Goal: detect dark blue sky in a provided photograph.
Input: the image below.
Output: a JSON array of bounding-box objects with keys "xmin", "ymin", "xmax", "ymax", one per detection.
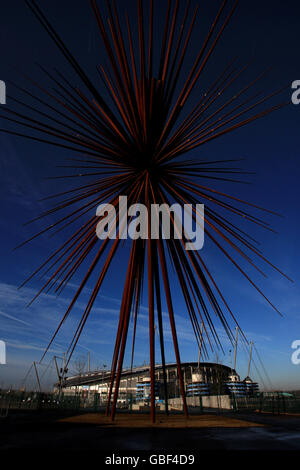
[{"xmin": 0, "ymin": 0, "xmax": 299, "ymax": 390}]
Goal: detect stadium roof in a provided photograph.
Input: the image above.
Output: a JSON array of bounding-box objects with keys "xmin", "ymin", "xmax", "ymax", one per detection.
[{"xmin": 60, "ymin": 362, "xmax": 233, "ymax": 388}]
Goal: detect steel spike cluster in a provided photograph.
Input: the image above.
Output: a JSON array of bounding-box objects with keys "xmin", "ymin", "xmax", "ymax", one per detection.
[{"xmin": 0, "ymin": 0, "xmax": 291, "ymax": 422}]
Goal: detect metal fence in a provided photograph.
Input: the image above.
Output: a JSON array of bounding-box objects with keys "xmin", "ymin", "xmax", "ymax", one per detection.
[
  {"xmin": 1, "ymin": 390, "xmax": 300, "ymax": 416},
  {"xmin": 0, "ymin": 390, "xmax": 104, "ymax": 414},
  {"xmin": 233, "ymin": 394, "xmax": 300, "ymax": 414}
]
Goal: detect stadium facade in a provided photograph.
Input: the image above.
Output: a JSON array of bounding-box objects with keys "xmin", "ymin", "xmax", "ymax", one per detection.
[{"xmin": 58, "ymin": 361, "xmax": 259, "ymax": 406}]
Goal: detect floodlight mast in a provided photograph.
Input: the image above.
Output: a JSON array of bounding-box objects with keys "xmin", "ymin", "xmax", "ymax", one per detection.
[{"xmin": 233, "ymin": 327, "xmax": 238, "ymax": 371}]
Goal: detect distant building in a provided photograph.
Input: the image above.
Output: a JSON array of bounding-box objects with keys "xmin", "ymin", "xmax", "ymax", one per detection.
[
  {"xmin": 57, "ymin": 361, "xmax": 258, "ymax": 404},
  {"xmin": 225, "ymin": 372, "xmax": 259, "ymax": 397}
]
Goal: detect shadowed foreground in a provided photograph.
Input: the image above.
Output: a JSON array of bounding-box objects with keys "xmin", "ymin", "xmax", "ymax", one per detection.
[
  {"xmin": 58, "ymin": 412, "xmax": 264, "ymax": 428},
  {"xmin": 1, "ymin": 410, "xmax": 300, "ymax": 452}
]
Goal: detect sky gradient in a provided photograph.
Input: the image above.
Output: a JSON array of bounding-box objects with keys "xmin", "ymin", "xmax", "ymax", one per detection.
[{"xmin": 0, "ymin": 0, "xmax": 299, "ymax": 391}]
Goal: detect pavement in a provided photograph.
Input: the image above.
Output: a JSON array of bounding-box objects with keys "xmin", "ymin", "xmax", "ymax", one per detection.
[{"xmin": 1, "ymin": 409, "xmax": 300, "ymax": 452}]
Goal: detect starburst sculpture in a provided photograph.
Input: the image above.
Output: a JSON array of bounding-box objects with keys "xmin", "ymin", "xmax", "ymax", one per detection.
[{"xmin": 0, "ymin": 0, "xmax": 291, "ymax": 422}]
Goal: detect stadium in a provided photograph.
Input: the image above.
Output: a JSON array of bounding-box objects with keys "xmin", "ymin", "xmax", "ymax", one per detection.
[{"xmin": 57, "ymin": 361, "xmax": 259, "ymax": 410}]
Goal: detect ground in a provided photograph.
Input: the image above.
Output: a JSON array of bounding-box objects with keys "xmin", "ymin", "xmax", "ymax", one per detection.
[
  {"xmin": 58, "ymin": 412, "xmax": 265, "ymax": 428},
  {"xmin": 1, "ymin": 409, "xmax": 300, "ymax": 454}
]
